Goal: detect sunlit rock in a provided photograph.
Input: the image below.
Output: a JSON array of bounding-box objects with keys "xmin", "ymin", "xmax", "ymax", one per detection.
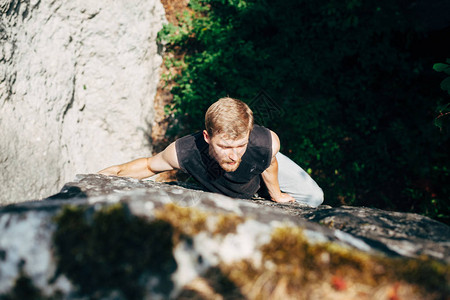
[
  {"xmin": 0, "ymin": 0, "xmax": 166, "ymax": 204},
  {"xmin": 0, "ymin": 174, "xmax": 448, "ymax": 299}
]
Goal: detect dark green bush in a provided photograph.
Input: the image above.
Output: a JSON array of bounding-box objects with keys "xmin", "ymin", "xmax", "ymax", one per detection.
[
  {"xmin": 158, "ymin": 0, "xmax": 450, "ymax": 223},
  {"xmin": 433, "ymin": 59, "xmax": 450, "ymax": 131}
]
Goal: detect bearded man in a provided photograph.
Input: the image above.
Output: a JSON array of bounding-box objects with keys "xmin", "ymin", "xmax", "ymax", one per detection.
[{"xmin": 99, "ymin": 97, "xmax": 323, "ymax": 206}]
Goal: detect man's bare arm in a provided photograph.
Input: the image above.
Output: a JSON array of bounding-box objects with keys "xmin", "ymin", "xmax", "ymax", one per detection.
[
  {"xmin": 261, "ymin": 130, "xmax": 295, "ymax": 203},
  {"xmin": 98, "ymin": 142, "xmax": 180, "ymax": 180}
]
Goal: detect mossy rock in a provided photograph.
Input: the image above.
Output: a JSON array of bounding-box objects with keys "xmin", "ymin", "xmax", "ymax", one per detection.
[{"xmin": 52, "ymin": 203, "xmax": 177, "ymax": 299}]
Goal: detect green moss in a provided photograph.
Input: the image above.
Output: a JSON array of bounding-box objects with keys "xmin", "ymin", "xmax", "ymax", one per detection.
[
  {"xmin": 155, "ymin": 203, "xmax": 207, "ymax": 239},
  {"xmin": 389, "ymin": 256, "xmax": 450, "ymax": 293},
  {"xmin": 212, "ymin": 214, "xmax": 245, "ymax": 235},
  {"xmin": 220, "ymin": 226, "xmax": 449, "ymax": 299},
  {"xmin": 52, "ymin": 203, "xmax": 177, "ymax": 299},
  {"xmin": 155, "ymin": 203, "xmax": 245, "ymax": 239}
]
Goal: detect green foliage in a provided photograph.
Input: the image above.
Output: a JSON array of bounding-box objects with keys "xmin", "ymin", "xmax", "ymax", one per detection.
[
  {"xmin": 433, "ymin": 58, "xmax": 450, "ymax": 94},
  {"xmin": 433, "ymin": 59, "xmax": 450, "ymax": 132},
  {"xmin": 434, "ymin": 103, "xmax": 450, "ymax": 130},
  {"xmin": 158, "ymin": 0, "xmax": 450, "ymax": 223}
]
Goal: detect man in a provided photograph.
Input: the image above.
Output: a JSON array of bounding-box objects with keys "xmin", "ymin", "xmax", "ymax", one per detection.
[{"xmin": 99, "ymin": 97, "xmax": 323, "ymax": 206}]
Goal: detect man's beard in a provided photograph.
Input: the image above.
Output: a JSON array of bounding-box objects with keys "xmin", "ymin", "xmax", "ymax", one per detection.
[
  {"xmin": 219, "ymin": 158, "xmax": 242, "ymax": 172},
  {"xmin": 209, "ymin": 147, "xmax": 243, "ymax": 172}
]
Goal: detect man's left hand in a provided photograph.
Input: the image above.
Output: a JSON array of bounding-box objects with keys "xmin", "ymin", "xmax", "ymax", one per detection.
[{"xmin": 272, "ymin": 192, "xmax": 295, "ymax": 203}]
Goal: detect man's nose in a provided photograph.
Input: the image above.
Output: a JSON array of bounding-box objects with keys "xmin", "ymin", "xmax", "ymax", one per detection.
[{"xmin": 228, "ymin": 148, "xmax": 238, "ymax": 160}]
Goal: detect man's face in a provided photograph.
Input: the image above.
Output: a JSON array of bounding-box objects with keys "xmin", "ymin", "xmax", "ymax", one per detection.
[{"xmin": 203, "ymin": 130, "xmax": 249, "ymax": 172}]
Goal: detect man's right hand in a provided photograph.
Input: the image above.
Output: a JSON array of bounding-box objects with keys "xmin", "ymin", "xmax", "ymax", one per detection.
[
  {"xmin": 98, "ymin": 165, "xmax": 121, "ymax": 176},
  {"xmin": 97, "ymin": 141, "xmax": 180, "ymax": 180},
  {"xmin": 97, "ymin": 158, "xmax": 151, "ymax": 179}
]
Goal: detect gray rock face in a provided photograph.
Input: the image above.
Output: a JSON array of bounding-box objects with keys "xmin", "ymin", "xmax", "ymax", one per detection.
[
  {"xmin": 53, "ymin": 175, "xmax": 450, "ymax": 264},
  {"xmin": 0, "ymin": 0, "xmax": 166, "ymax": 204},
  {"xmin": 0, "ymin": 174, "xmax": 448, "ymax": 299},
  {"xmin": 302, "ymin": 206, "xmax": 450, "ymax": 261},
  {"xmin": 251, "ymin": 200, "xmax": 450, "ymax": 263}
]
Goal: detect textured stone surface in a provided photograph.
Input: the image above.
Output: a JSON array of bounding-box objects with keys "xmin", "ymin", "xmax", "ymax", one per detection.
[
  {"xmin": 56, "ymin": 175, "xmax": 450, "ymax": 263},
  {"xmin": 0, "ymin": 174, "xmax": 448, "ymax": 299},
  {"xmin": 252, "ymin": 200, "xmax": 450, "ymax": 262},
  {"xmin": 0, "ymin": 0, "xmax": 166, "ymax": 204}
]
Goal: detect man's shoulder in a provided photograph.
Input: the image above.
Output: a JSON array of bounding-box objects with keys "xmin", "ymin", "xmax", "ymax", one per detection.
[
  {"xmin": 174, "ymin": 132, "xmax": 204, "ymax": 173},
  {"xmin": 249, "ymin": 125, "xmax": 272, "ymax": 148},
  {"xmin": 245, "ymin": 125, "xmax": 272, "ymax": 169},
  {"xmin": 175, "ymin": 131, "xmax": 204, "ymax": 149},
  {"xmin": 175, "ymin": 131, "xmax": 206, "ymax": 160}
]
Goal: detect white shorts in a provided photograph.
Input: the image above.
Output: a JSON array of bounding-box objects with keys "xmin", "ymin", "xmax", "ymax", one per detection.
[{"xmin": 275, "ymin": 152, "xmax": 324, "ymax": 207}]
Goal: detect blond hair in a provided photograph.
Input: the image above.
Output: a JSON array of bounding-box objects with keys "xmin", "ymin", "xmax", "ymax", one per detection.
[{"xmin": 205, "ymin": 97, "xmax": 254, "ymax": 139}]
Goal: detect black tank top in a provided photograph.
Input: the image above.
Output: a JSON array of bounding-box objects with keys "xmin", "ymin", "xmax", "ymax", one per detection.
[{"xmin": 175, "ymin": 125, "xmax": 272, "ymax": 199}]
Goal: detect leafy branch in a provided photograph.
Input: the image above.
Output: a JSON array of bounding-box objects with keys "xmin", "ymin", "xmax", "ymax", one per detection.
[{"xmin": 433, "ymin": 59, "xmax": 450, "ymax": 130}]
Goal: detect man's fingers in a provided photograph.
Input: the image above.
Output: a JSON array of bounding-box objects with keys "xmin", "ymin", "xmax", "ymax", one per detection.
[{"xmin": 284, "ymin": 193, "xmax": 295, "ymax": 203}]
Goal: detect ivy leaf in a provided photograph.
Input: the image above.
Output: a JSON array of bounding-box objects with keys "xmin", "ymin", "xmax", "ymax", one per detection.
[
  {"xmin": 440, "ymin": 77, "xmax": 450, "ymax": 94},
  {"xmin": 433, "ymin": 63, "xmax": 449, "ymax": 72}
]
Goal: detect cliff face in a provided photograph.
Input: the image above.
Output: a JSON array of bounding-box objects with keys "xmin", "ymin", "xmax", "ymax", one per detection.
[
  {"xmin": 0, "ymin": 174, "xmax": 448, "ymax": 299},
  {"xmin": 0, "ymin": 0, "xmax": 166, "ymax": 204}
]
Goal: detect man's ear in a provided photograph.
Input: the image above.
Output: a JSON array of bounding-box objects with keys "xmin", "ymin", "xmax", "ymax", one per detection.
[{"xmin": 203, "ymin": 130, "xmax": 211, "ymax": 144}]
